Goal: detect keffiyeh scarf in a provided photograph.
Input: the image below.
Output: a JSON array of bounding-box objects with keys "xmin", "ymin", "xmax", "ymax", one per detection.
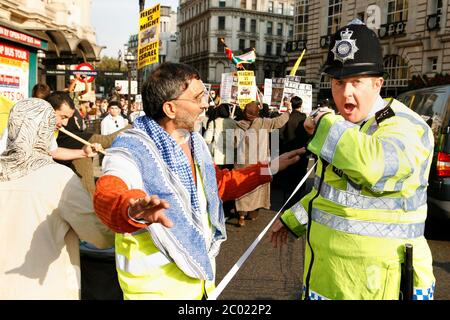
[{"xmin": 111, "ymin": 116, "xmax": 226, "ymax": 280}]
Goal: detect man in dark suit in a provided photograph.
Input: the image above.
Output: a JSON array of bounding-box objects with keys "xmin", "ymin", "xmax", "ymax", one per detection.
[{"xmin": 279, "ymin": 96, "xmax": 310, "ymax": 208}]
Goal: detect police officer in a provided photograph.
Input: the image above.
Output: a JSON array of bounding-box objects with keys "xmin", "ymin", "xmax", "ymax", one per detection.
[{"xmin": 270, "ymin": 19, "xmax": 436, "ymax": 300}]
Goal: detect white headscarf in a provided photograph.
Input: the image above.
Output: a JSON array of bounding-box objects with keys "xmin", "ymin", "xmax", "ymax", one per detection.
[{"xmin": 0, "ymin": 98, "xmax": 56, "ymax": 181}]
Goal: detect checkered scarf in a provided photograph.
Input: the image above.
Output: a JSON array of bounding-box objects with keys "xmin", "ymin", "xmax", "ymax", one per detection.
[{"xmin": 111, "ymin": 116, "xmax": 226, "ymax": 280}]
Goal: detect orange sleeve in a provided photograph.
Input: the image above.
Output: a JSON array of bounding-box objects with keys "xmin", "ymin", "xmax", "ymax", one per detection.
[
  {"xmin": 93, "ymin": 175, "xmax": 149, "ymax": 233},
  {"xmin": 215, "ymin": 163, "xmax": 272, "ymax": 202}
]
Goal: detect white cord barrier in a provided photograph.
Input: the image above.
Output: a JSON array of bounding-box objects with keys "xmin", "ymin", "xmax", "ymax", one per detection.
[{"xmin": 208, "ymin": 160, "xmax": 317, "ymax": 300}]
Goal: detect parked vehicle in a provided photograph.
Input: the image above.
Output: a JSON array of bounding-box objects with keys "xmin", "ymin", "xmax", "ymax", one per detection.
[{"xmin": 396, "ymin": 85, "xmax": 450, "ymax": 222}]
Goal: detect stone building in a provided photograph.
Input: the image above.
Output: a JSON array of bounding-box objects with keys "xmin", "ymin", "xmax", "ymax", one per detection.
[
  {"xmin": 0, "ymin": 0, "xmax": 102, "ymax": 91},
  {"xmin": 287, "ymin": 0, "xmax": 450, "ymax": 103},
  {"xmin": 178, "ymin": 0, "xmax": 295, "ymax": 87}
]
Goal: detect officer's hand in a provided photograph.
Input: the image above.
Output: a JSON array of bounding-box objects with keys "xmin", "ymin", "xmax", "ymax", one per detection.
[
  {"xmin": 304, "ymin": 116, "xmax": 316, "ymax": 135},
  {"xmin": 269, "ymin": 147, "xmax": 306, "ymax": 174},
  {"xmin": 128, "ymin": 195, "xmax": 172, "ymax": 228},
  {"xmin": 269, "ymin": 219, "xmax": 288, "ymax": 248},
  {"xmin": 304, "ymin": 107, "xmax": 335, "ymax": 135}
]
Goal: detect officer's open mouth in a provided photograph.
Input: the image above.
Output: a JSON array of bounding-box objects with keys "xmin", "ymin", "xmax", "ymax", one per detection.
[{"xmin": 344, "ymin": 103, "xmax": 356, "ymax": 112}]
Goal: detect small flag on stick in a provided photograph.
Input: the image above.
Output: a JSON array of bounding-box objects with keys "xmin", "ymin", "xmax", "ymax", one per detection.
[{"xmin": 221, "ymin": 38, "xmax": 256, "ymax": 69}]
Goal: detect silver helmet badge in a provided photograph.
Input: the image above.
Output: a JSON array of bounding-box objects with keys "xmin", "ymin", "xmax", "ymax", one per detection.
[{"xmin": 331, "ymin": 28, "xmax": 359, "ymax": 63}]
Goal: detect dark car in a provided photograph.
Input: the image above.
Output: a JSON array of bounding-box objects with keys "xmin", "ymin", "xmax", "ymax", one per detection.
[{"xmin": 396, "ymin": 85, "xmax": 450, "ymax": 222}]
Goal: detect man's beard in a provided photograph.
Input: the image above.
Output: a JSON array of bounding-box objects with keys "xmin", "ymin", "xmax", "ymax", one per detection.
[{"xmin": 174, "ymin": 111, "xmax": 204, "ymax": 133}]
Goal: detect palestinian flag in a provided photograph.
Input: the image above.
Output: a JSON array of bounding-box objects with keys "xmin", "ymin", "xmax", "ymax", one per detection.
[{"xmin": 233, "ymin": 50, "xmax": 256, "ymax": 68}]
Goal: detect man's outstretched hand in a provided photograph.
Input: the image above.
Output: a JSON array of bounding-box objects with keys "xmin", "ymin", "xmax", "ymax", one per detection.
[
  {"xmin": 269, "ymin": 147, "xmax": 306, "ymax": 174},
  {"xmin": 128, "ymin": 195, "xmax": 172, "ymax": 228}
]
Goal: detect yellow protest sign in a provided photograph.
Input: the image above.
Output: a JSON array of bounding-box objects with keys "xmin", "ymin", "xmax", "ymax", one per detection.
[
  {"xmin": 237, "ymin": 71, "xmax": 256, "ymax": 109},
  {"xmin": 138, "ymin": 4, "xmax": 160, "ymax": 69}
]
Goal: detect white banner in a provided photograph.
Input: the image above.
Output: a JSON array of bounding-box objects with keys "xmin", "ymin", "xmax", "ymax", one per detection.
[{"xmin": 0, "ymin": 43, "xmax": 29, "ymax": 102}]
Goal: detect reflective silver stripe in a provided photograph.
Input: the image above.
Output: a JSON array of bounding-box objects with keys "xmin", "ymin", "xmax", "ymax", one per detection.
[
  {"xmin": 321, "ymin": 120, "xmax": 356, "ymax": 163},
  {"xmin": 291, "ymin": 202, "xmax": 308, "ymax": 225},
  {"xmin": 373, "ymin": 140, "xmax": 399, "ymax": 191},
  {"xmin": 395, "ymin": 112, "xmax": 433, "ymax": 152},
  {"xmin": 116, "ymin": 251, "xmax": 171, "ymax": 275},
  {"xmin": 314, "ymin": 177, "xmax": 427, "ymax": 211},
  {"xmin": 311, "ymin": 208, "xmax": 425, "ymax": 239},
  {"xmin": 366, "ymin": 121, "xmax": 378, "ymax": 135},
  {"xmin": 395, "ymin": 111, "xmax": 434, "ymax": 187}
]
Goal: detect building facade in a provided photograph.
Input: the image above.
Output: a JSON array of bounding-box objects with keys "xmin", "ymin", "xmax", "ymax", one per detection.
[
  {"xmin": 178, "ymin": 0, "xmax": 295, "ymax": 87},
  {"xmin": 288, "ymin": 0, "xmax": 450, "ymax": 103},
  {"xmin": 0, "ymin": 0, "xmax": 102, "ymax": 91}
]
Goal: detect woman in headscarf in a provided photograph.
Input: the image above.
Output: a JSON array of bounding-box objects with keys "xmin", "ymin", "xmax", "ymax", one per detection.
[{"xmin": 0, "ymin": 98, "xmax": 113, "ymax": 299}]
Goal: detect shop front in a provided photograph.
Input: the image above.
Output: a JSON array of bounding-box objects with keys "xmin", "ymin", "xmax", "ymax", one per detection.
[{"xmin": 0, "ymin": 22, "xmax": 47, "ymax": 103}]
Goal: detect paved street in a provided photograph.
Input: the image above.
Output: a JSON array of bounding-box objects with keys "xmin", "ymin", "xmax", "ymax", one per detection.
[{"xmin": 215, "ymin": 183, "xmax": 450, "ymax": 300}]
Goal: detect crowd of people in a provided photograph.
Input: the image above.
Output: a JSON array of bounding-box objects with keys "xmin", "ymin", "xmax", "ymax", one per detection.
[{"xmin": 0, "ymin": 20, "xmax": 436, "ymax": 300}]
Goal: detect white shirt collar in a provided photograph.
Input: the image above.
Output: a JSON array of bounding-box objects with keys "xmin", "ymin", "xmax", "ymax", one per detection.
[{"xmin": 357, "ymin": 95, "xmax": 386, "ymax": 125}]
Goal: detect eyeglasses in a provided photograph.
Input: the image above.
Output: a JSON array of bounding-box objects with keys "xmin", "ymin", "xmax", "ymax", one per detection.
[{"xmin": 170, "ymin": 93, "xmax": 209, "ymax": 105}]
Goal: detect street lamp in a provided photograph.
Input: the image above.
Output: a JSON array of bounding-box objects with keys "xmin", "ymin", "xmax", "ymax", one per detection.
[{"xmin": 124, "ymin": 50, "xmax": 136, "ymax": 117}]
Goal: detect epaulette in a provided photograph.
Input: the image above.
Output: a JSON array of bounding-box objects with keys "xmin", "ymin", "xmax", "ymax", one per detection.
[{"xmin": 375, "ymin": 98, "xmax": 395, "ymax": 124}]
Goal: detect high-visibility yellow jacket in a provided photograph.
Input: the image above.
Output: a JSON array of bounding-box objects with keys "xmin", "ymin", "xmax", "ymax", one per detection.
[{"xmin": 281, "ymin": 99, "xmax": 435, "ymax": 300}]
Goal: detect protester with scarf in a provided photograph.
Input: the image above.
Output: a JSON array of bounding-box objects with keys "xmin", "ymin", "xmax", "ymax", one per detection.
[
  {"xmin": 93, "ymin": 62, "xmax": 305, "ymax": 300},
  {"xmin": 0, "ymin": 98, "xmax": 114, "ymax": 299}
]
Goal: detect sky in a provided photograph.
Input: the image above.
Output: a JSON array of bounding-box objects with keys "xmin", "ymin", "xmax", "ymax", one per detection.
[{"xmin": 91, "ymin": 0, "xmax": 179, "ymax": 58}]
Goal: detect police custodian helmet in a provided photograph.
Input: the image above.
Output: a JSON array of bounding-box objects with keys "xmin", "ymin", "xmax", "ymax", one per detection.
[{"xmin": 322, "ymin": 19, "xmax": 384, "ymax": 79}]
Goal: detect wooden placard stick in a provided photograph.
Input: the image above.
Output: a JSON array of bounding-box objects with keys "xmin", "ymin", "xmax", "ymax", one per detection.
[{"xmin": 59, "ymin": 127, "xmax": 106, "ymax": 155}]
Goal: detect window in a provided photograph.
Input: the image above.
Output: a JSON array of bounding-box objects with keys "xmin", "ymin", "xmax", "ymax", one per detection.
[
  {"xmin": 383, "ymin": 55, "xmax": 409, "ymax": 87},
  {"xmin": 276, "ymin": 43, "xmax": 282, "ymax": 56},
  {"xmin": 252, "ymin": 0, "xmax": 257, "ymax": 10},
  {"xmin": 295, "ymin": 0, "xmax": 309, "ymax": 41},
  {"xmin": 251, "ymin": 19, "xmax": 257, "ymax": 33},
  {"xmin": 241, "ymin": 0, "xmax": 246, "ymax": 9},
  {"xmin": 250, "ymin": 40, "xmax": 256, "ymax": 49},
  {"xmin": 357, "ymin": 11, "xmax": 365, "ymax": 22},
  {"xmin": 218, "ymin": 16, "xmax": 225, "ymax": 30},
  {"xmin": 217, "ymin": 38, "xmax": 224, "ymax": 52},
  {"xmin": 268, "ymin": 1, "xmax": 274, "ymax": 13},
  {"xmin": 267, "ymin": 21, "xmax": 273, "ymax": 35},
  {"xmin": 240, "ymin": 18, "xmax": 246, "ymax": 31},
  {"xmin": 387, "ymin": 0, "xmax": 408, "ymax": 23},
  {"xmin": 435, "ymin": 0, "xmax": 443, "ymax": 13},
  {"xmin": 289, "ymin": 4, "xmax": 294, "ymax": 15},
  {"xmin": 429, "ymin": 57, "xmax": 438, "ymax": 72},
  {"xmin": 277, "ymin": 23, "xmax": 283, "ymax": 36},
  {"xmin": 288, "ymin": 24, "xmax": 294, "ymax": 38},
  {"xmin": 278, "ymin": 3, "xmax": 284, "ymax": 14},
  {"xmin": 327, "ymin": 0, "xmax": 342, "ymax": 35},
  {"xmin": 219, "ymin": 0, "xmax": 226, "ymax": 8},
  {"xmin": 239, "ymin": 39, "xmax": 246, "ymax": 50},
  {"xmin": 266, "ymin": 42, "xmax": 273, "ymax": 55}
]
